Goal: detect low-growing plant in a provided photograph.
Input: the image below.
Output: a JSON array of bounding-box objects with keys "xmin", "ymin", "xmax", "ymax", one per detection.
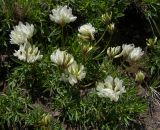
[{"xmin": 1, "ymin": 0, "xmax": 160, "ymax": 129}]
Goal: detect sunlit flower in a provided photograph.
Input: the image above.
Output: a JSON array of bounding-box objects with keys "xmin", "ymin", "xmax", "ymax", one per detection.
[
  {"xmin": 10, "ymin": 22, "xmax": 34, "ymax": 45},
  {"xmin": 49, "ymin": 5, "xmax": 77, "ymax": 27},
  {"xmin": 13, "ymin": 43, "xmax": 43, "ymax": 63},
  {"xmin": 67, "ymin": 62, "xmax": 86, "ymax": 86},
  {"xmin": 107, "ymin": 46, "xmax": 121, "ymax": 58},
  {"xmin": 115, "ymin": 44, "xmax": 135, "ymax": 58},
  {"xmin": 50, "ymin": 49, "xmax": 74, "ymax": 69},
  {"xmin": 135, "ymin": 71, "xmax": 145, "ymax": 83},
  {"xmin": 78, "ymin": 23, "xmax": 96, "ymax": 41},
  {"xmin": 96, "ymin": 76, "xmax": 126, "ymax": 102},
  {"xmin": 128, "ymin": 47, "xmax": 144, "ymax": 61}
]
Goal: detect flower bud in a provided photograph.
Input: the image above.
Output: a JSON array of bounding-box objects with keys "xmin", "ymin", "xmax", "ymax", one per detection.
[
  {"xmin": 81, "ymin": 44, "xmax": 93, "ymax": 55},
  {"xmin": 107, "ymin": 46, "xmax": 121, "ymax": 58},
  {"xmin": 107, "ymin": 23, "xmax": 115, "ymax": 34},
  {"xmin": 41, "ymin": 113, "xmax": 52, "ymax": 126},
  {"xmin": 135, "ymin": 71, "xmax": 145, "ymax": 83},
  {"xmin": 146, "ymin": 37, "xmax": 157, "ymax": 47},
  {"xmin": 101, "ymin": 12, "xmax": 112, "ymax": 23}
]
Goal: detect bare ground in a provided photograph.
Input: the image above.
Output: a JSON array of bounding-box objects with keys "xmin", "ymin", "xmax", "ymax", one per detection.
[{"xmin": 144, "ymin": 102, "xmax": 160, "ymax": 130}]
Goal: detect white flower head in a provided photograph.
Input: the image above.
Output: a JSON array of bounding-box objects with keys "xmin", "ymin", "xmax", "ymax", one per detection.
[
  {"xmin": 128, "ymin": 47, "xmax": 144, "ymax": 61},
  {"xmin": 67, "ymin": 62, "xmax": 86, "ymax": 86},
  {"xmin": 115, "ymin": 44, "xmax": 135, "ymax": 58},
  {"xmin": 49, "ymin": 5, "xmax": 77, "ymax": 27},
  {"xmin": 13, "ymin": 43, "xmax": 43, "ymax": 63},
  {"xmin": 10, "ymin": 22, "xmax": 34, "ymax": 45},
  {"xmin": 50, "ymin": 49, "xmax": 74, "ymax": 69},
  {"xmin": 78, "ymin": 23, "xmax": 96, "ymax": 41},
  {"xmin": 96, "ymin": 76, "xmax": 126, "ymax": 102},
  {"xmin": 107, "ymin": 46, "xmax": 121, "ymax": 58}
]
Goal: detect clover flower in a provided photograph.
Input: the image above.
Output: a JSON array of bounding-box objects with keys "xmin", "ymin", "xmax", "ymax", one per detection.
[
  {"xmin": 78, "ymin": 23, "xmax": 96, "ymax": 41},
  {"xmin": 67, "ymin": 62, "xmax": 86, "ymax": 86},
  {"xmin": 96, "ymin": 76, "xmax": 126, "ymax": 102},
  {"xmin": 13, "ymin": 43, "xmax": 43, "ymax": 63},
  {"xmin": 10, "ymin": 22, "xmax": 34, "ymax": 45},
  {"xmin": 107, "ymin": 46, "xmax": 121, "ymax": 58},
  {"xmin": 50, "ymin": 49, "xmax": 74, "ymax": 69},
  {"xmin": 115, "ymin": 44, "xmax": 135, "ymax": 58},
  {"xmin": 49, "ymin": 5, "xmax": 77, "ymax": 27},
  {"xmin": 128, "ymin": 47, "xmax": 144, "ymax": 61}
]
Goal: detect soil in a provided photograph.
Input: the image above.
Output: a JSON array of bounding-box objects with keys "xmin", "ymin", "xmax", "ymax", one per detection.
[{"xmin": 144, "ymin": 102, "xmax": 160, "ymax": 130}]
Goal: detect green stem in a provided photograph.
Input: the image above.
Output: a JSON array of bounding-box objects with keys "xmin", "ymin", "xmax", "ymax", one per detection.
[
  {"xmin": 150, "ymin": 16, "xmax": 160, "ymax": 36},
  {"xmin": 147, "ymin": 14, "xmax": 157, "ymax": 36},
  {"xmin": 61, "ymin": 27, "xmax": 64, "ymax": 47},
  {"xmin": 106, "ymin": 33, "xmax": 113, "ymax": 47},
  {"xmin": 95, "ymin": 29, "xmax": 107, "ymax": 46}
]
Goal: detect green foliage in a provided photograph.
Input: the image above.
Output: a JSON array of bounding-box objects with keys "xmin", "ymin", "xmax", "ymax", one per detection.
[
  {"xmin": 145, "ymin": 38, "xmax": 160, "ymax": 89},
  {"xmin": 0, "ymin": 87, "xmax": 30, "ymax": 126},
  {"xmin": 54, "ymin": 87, "xmax": 146, "ymax": 129}
]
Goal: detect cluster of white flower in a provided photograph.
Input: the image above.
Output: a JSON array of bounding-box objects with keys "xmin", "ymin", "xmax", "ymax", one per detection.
[
  {"xmin": 13, "ymin": 43, "xmax": 43, "ymax": 63},
  {"xmin": 10, "ymin": 22, "xmax": 34, "ymax": 45},
  {"xmin": 50, "ymin": 49, "xmax": 86, "ymax": 86},
  {"xmin": 10, "ymin": 22, "xmax": 43, "ymax": 63},
  {"xmin": 96, "ymin": 76, "xmax": 126, "ymax": 102},
  {"xmin": 49, "ymin": 6, "xmax": 91, "ymax": 85},
  {"xmin": 49, "ymin": 6, "xmax": 96, "ymax": 41},
  {"xmin": 50, "ymin": 5, "xmax": 77, "ymax": 27},
  {"xmin": 108, "ymin": 44, "xmax": 144, "ymax": 61},
  {"xmin": 50, "ymin": 5, "xmax": 96, "ymax": 43}
]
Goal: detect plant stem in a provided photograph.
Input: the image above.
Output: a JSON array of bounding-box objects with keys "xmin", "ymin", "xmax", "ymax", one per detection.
[
  {"xmin": 95, "ymin": 29, "xmax": 107, "ymax": 46},
  {"xmin": 61, "ymin": 26, "xmax": 64, "ymax": 47},
  {"xmin": 106, "ymin": 33, "xmax": 113, "ymax": 47}
]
